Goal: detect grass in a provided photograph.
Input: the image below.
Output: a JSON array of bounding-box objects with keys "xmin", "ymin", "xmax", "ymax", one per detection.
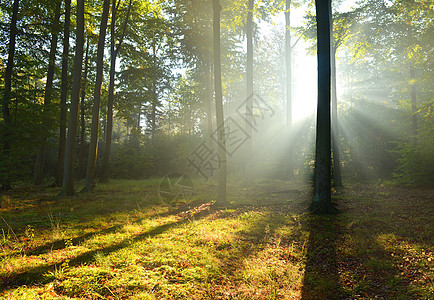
[{"xmin": 0, "ymin": 179, "xmax": 432, "ymax": 299}]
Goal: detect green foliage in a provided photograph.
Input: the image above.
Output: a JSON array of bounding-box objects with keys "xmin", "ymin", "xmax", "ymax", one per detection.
[
  {"xmin": 109, "ymin": 135, "xmax": 154, "ymax": 179},
  {"xmin": 393, "ymin": 129, "xmax": 434, "ymax": 186}
]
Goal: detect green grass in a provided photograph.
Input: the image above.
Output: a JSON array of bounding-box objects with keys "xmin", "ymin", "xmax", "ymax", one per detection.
[{"xmin": 0, "ymin": 179, "xmax": 433, "ymax": 299}]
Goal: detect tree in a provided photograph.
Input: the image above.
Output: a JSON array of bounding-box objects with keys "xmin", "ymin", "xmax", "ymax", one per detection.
[
  {"xmin": 311, "ymin": 0, "xmax": 335, "ymax": 214},
  {"xmin": 100, "ymin": 0, "xmax": 132, "ymax": 183},
  {"xmin": 61, "ymin": 0, "xmax": 85, "ymax": 196},
  {"xmin": 77, "ymin": 38, "xmax": 90, "ymax": 180},
  {"xmin": 33, "ymin": 0, "xmax": 62, "ymax": 185},
  {"xmin": 212, "ymin": 0, "xmax": 227, "ymax": 206},
  {"xmin": 83, "ymin": 0, "xmax": 111, "ymax": 192},
  {"xmin": 1, "ymin": 0, "xmax": 19, "ymax": 191},
  {"xmin": 244, "ymin": 0, "xmax": 254, "ymax": 185},
  {"xmin": 55, "ymin": 0, "xmax": 72, "ymax": 187},
  {"xmin": 285, "ymin": 0, "xmax": 292, "ymax": 129}
]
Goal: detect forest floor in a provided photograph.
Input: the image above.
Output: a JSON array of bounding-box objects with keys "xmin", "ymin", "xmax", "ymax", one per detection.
[{"xmin": 0, "ymin": 178, "xmax": 432, "ymax": 299}]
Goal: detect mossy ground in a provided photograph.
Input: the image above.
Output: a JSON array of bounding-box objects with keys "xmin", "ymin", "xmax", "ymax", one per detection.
[{"xmin": 0, "ymin": 179, "xmax": 432, "ymax": 299}]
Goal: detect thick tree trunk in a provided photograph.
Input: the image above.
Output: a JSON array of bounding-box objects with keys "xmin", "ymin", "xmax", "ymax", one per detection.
[
  {"xmin": 1, "ymin": 0, "xmax": 19, "ymax": 191},
  {"xmin": 410, "ymin": 65, "xmax": 417, "ymax": 136},
  {"xmin": 77, "ymin": 39, "xmax": 90, "ymax": 179},
  {"xmin": 244, "ymin": 0, "xmax": 254, "ymax": 185},
  {"xmin": 83, "ymin": 0, "xmax": 111, "ymax": 192},
  {"xmin": 60, "ymin": 0, "xmax": 85, "ymax": 196},
  {"xmin": 100, "ymin": 0, "xmax": 132, "ymax": 182},
  {"xmin": 331, "ymin": 46, "xmax": 342, "ymax": 187},
  {"xmin": 55, "ymin": 0, "xmax": 71, "ymax": 187},
  {"xmin": 34, "ymin": 0, "xmax": 62, "ymax": 185},
  {"xmin": 212, "ymin": 0, "xmax": 227, "ymax": 205},
  {"xmin": 311, "ymin": 0, "xmax": 335, "ymax": 214}
]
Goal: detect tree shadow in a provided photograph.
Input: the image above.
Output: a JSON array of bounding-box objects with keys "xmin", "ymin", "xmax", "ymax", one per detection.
[
  {"xmin": 301, "ymin": 213, "xmax": 342, "ymax": 299},
  {"xmin": 301, "ymin": 186, "xmax": 427, "ymax": 299},
  {"xmin": 0, "ymin": 204, "xmax": 213, "ymax": 292}
]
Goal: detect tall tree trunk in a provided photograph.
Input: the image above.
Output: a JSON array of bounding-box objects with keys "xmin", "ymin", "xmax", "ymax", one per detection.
[
  {"xmin": 100, "ymin": 0, "xmax": 132, "ymax": 182},
  {"xmin": 311, "ymin": 0, "xmax": 335, "ymax": 214},
  {"xmin": 34, "ymin": 0, "xmax": 62, "ymax": 185},
  {"xmin": 77, "ymin": 39, "xmax": 90, "ymax": 179},
  {"xmin": 1, "ymin": 0, "xmax": 19, "ymax": 191},
  {"xmin": 60, "ymin": 0, "xmax": 85, "ymax": 196},
  {"xmin": 410, "ymin": 64, "xmax": 417, "ymax": 136},
  {"xmin": 55, "ymin": 0, "xmax": 71, "ymax": 187},
  {"xmin": 331, "ymin": 45, "xmax": 342, "ymax": 187},
  {"xmin": 285, "ymin": 0, "xmax": 292, "ymax": 128},
  {"xmin": 244, "ymin": 0, "xmax": 254, "ymax": 185},
  {"xmin": 205, "ymin": 55, "xmax": 213, "ymax": 143},
  {"xmin": 212, "ymin": 0, "xmax": 227, "ymax": 205},
  {"xmin": 285, "ymin": 0, "xmax": 294, "ymax": 178},
  {"xmin": 83, "ymin": 0, "xmax": 111, "ymax": 192}
]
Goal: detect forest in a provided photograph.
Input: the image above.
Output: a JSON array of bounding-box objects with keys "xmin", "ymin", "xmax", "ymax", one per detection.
[{"xmin": 0, "ymin": 0, "xmax": 433, "ymax": 298}]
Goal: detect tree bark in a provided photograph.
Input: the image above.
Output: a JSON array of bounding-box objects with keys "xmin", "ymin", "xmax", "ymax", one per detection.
[
  {"xmin": 55, "ymin": 0, "xmax": 72, "ymax": 187},
  {"xmin": 33, "ymin": 0, "xmax": 62, "ymax": 185},
  {"xmin": 212, "ymin": 0, "xmax": 227, "ymax": 205},
  {"xmin": 244, "ymin": 0, "xmax": 254, "ymax": 185},
  {"xmin": 285, "ymin": 0, "xmax": 294, "ymax": 178},
  {"xmin": 285, "ymin": 0, "xmax": 292, "ymax": 128},
  {"xmin": 205, "ymin": 54, "xmax": 213, "ymax": 143},
  {"xmin": 83, "ymin": 0, "xmax": 111, "ymax": 192},
  {"xmin": 1, "ymin": 0, "xmax": 19, "ymax": 191},
  {"xmin": 331, "ymin": 45, "xmax": 342, "ymax": 187},
  {"xmin": 60, "ymin": 0, "xmax": 85, "ymax": 196},
  {"xmin": 100, "ymin": 0, "xmax": 132, "ymax": 182},
  {"xmin": 410, "ymin": 64, "xmax": 417, "ymax": 136},
  {"xmin": 311, "ymin": 0, "xmax": 335, "ymax": 214},
  {"xmin": 77, "ymin": 39, "xmax": 90, "ymax": 179}
]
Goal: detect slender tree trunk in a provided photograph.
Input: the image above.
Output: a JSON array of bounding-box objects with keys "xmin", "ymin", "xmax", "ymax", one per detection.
[
  {"xmin": 244, "ymin": 0, "xmax": 254, "ymax": 185},
  {"xmin": 60, "ymin": 0, "xmax": 85, "ymax": 196},
  {"xmin": 1, "ymin": 0, "xmax": 19, "ymax": 191},
  {"xmin": 285, "ymin": 0, "xmax": 292, "ymax": 128},
  {"xmin": 100, "ymin": 0, "xmax": 132, "ymax": 182},
  {"xmin": 205, "ymin": 55, "xmax": 213, "ymax": 142},
  {"xmin": 331, "ymin": 45, "xmax": 342, "ymax": 187},
  {"xmin": 311, "ymin": 0, "xmax": 335, "ymax": 214},
  {"xmin": 34, "ymin": 0, "xmax": 62, "ymax": 185},
  {"xmin": 410, "ymin": 64, "xmax": 417, "ymax": 136},
  {"xmin": 55, "ymin": 0, "xmax": 71, "ymax": 187},
  {"xmin": 285, "ymin": 0, "xmax": 294, "ymax": 178},
  {"xmin": 212, "ymin": 0, "xmax": 227, "ymax": 205},
  {"xmin": 83, "ymin": 0, "xmax": 110, "ymax": 192},
  {"xmin": 77, "ymin": 39, "xmax": 90, "ymax": 179}
]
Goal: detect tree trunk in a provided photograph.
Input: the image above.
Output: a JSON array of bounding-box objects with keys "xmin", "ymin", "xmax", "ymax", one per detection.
[
  {"xmin": 410, "ymin": 64, "xmax": 417, "ymax": 136},
  {"xmin": 244, "ymin": 0, "xmax": 254, "ymax": 185},
  {"xmin": 285, "ymin": 0, "xmax": 292, "ymax": 128},
  {"xmin": 100, "ymin": 0, "xmax": 132, "ymax": 183},
  {"xmin": 34, "ymin": 0, "xmax": 62, "ymax": 185},
  {"xmin": 1, "ymin": 0, "xmax": 19, "ymax": 191},
  {"xmin": 60, "ymin": 0, "xmax": 85, "ymax": 196},
  {"xmin": 77, "ymin": 39, "xmax": 90, "ymax": 179},
  {"xmin": 83, "ymin": 0, "xmax": 110, "ymax": 193},
  {"xmin": 55, "ymin": 0, "xmax": 72, "ymax": 187},
  {"xmin": 285, "ymin": 0, "xmax": 294, "ymax": 178},
  {"xmin": 331, "ymin": 45, "xmax": 342, "ymax": 187},
  {"xmin": 212, "ymin": 0, "xmax": 227, "ymax": 205},
  {"xmin": 205, "ymin": 55, "xmax": 213, "ymax": 143},
  {"xmin": 311, "ymin": 0, "xmax": 335, "ymax": 214}
]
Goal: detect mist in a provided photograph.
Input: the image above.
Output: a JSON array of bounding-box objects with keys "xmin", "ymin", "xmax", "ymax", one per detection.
[{"xmin": 0, "ymin": 0, "xmax": 433, "ymax": 298}]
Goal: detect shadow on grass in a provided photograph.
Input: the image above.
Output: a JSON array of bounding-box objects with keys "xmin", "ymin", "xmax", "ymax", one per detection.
[
  {"xmin": 0, "ymin": 206, "xmax": 213, "ymax": 292},
  {"xmin": 301, "ymin": 188, "xmax": 425, "ymax": 299},
  {"xmin": 301, "ymin": 213, "xmax": 343, "ymax": 299}
]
